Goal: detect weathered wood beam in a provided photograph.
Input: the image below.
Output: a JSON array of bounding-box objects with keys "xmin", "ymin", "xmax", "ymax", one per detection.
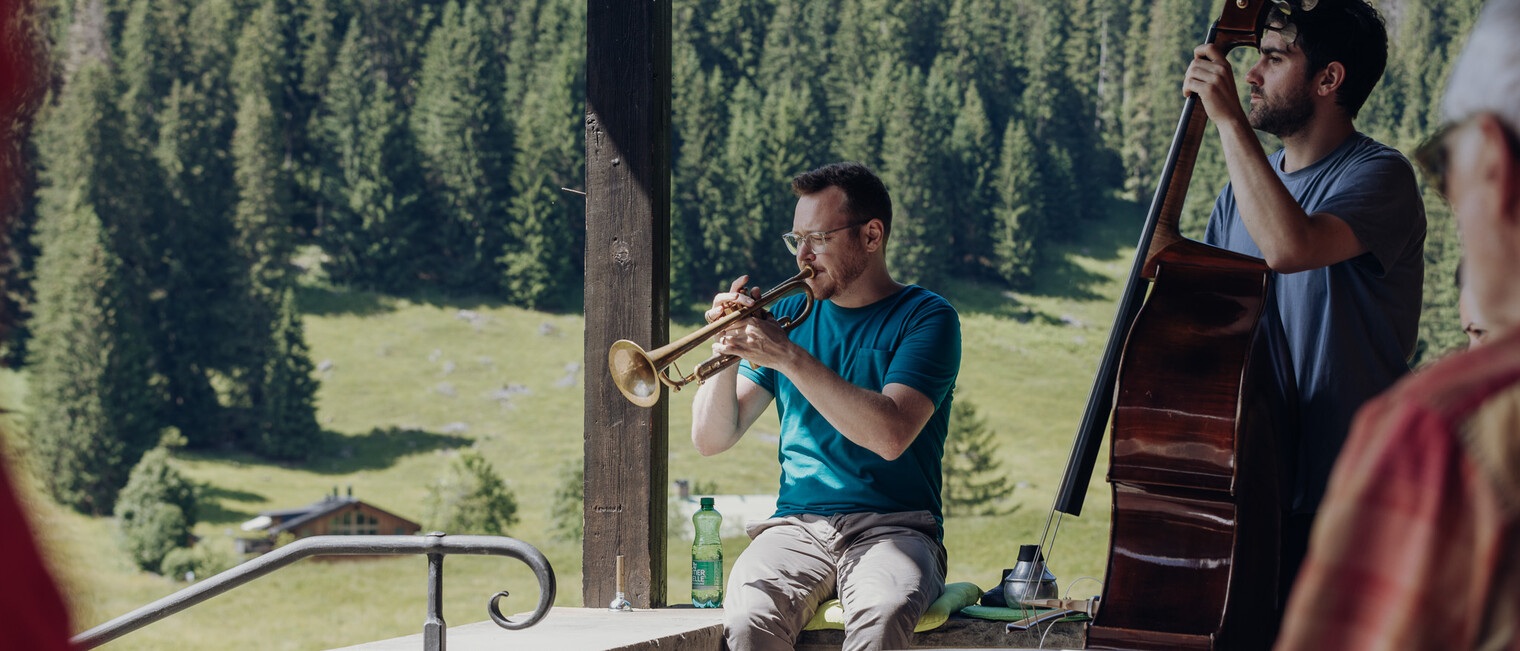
[{"xmin": 583, "ymin": 0, "xmax": 672, "ymax": 609}]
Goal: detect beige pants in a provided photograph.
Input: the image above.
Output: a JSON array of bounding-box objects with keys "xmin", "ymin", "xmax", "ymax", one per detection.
[{"xmin": 722, "ymin": 511, "xmax": 947, "ymax": 651}]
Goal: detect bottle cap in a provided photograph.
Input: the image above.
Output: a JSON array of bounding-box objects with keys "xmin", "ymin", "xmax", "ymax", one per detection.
[{"xmin": 700, "ymin": 497, "xmax": 714, "ymax": 508}]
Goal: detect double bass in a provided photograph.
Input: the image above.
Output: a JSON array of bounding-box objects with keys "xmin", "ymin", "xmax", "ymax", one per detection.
[{"xmin": 1038, "ymin": 0, "xmax": 1312, "ymax": 649}]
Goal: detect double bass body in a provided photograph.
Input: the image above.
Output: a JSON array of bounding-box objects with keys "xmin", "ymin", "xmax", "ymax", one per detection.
[{"xmin": 1086, "ymin": 242, "xmax": 1297, "ymax": 650}]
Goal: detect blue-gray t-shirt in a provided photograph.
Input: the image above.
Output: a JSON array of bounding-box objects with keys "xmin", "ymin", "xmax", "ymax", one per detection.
[
  {"xmin": 738, "ymin": 285, "xmax": 961, "ymax": 533},
  {"xmin": 1204, "ymin": 132, "xmax": 1425, "ymax": 514}
]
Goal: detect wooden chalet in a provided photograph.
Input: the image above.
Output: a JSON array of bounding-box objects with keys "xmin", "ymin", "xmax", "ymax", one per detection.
[{"xmin": 237, "ymin": 490, "xmax": 421, "ymax": 555}]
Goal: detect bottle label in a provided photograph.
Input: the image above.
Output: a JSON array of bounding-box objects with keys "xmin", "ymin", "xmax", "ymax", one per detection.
[{"xmin": 692, "ymin": 560, "xmax": 723, "ymax": 590}]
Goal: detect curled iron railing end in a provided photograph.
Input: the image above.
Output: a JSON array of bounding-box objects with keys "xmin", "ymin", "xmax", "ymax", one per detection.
[{"xmin": 489, "ymin": 590, "xmax": 547, "ymax": 630}]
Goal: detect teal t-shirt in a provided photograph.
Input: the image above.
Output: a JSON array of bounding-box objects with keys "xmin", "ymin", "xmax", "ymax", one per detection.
[{"xmin": 738, "ymin": 285, "xmax": 961, "ymax": 533}]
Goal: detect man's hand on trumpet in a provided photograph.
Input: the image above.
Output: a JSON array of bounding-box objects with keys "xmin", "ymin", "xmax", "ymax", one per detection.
[
  {"xmin": 708, "ymin": 276, "xmax": 797, "ymax": 372},
  {"xmin": 704, "ymin": 275, "xmax": 758, "ymax": 324}
]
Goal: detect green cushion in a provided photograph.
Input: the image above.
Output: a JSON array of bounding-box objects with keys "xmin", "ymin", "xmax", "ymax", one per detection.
[
  {"xmin": 801, "ymin": 581, "xmax": 983, "ymax": 633},
  {"xmin": 960, "ymin": 605, "xmax": 1092, "ymax": 625},
  {"xmin": 959, "ymin": 604, "xmax": 1057, "ymax": 621}
]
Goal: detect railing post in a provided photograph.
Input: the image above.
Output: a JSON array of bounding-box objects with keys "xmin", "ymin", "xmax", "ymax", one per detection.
[{"xmin": 425, "ymin": 532, "xmax": 446, "ymax": 651}]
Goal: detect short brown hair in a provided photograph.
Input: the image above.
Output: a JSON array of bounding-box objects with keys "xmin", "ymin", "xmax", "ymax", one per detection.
[{"xmin": 790, "ymin": 162, "xmax": 892, "ymax": 242}]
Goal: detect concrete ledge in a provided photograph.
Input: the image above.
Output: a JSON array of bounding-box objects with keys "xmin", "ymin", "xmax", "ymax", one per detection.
[
  {"xmin": 796, "ymin": 614, "xmax": 1086, "ymax": 650},
  {"xmin": 331, "ymin": 607, "xmax": 1085, "ymax": 651},
  {"xmin": 330, "ymin": 607, "xmax": 725, "ymax": 651}
]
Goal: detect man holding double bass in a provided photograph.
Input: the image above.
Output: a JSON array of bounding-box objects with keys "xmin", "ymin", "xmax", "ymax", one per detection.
[{"xmin": 1183, "ymin": 0, "xmax": 1426, "ymax": 602}]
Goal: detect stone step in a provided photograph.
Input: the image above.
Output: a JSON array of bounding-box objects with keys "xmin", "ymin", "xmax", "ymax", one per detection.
[{"xmin": 330, "ymin": 607, "xmax": 1086, "ymax": 651}]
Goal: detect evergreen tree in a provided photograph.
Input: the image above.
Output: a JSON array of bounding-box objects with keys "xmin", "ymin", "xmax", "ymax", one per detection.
[
  {"xmin": 829, "ymin": 0, "xmax": 907, "ymax": 86},
  {"xmin": 424, "ymin": 450, "xmax": 520, "ymax": 535},
  {"xmin": 227, "ymin": 2, "xmax": 321, "ymax": 458},
  {"xmin": 347, "ymin": 0, "xmax": 437, "ymax": 105},
  {"xmin": 756, "ymin": 0, "xmax": 835, "ymax": 92},
  {"xmin": 251, "ymin": 287, "xmax": 320, "ymax": 459},
  {"xmin": 199, "ymin": 0, "xmax": 292, "ymax": 447},
  {"xmin": 1086, "ymin": 0, "xmax": 1130, "ymax": 187},
  {"xmin": 1020, "ymin": 0, "xmax": 1091, "ymax": 233},
  {"xmin": 117, "ymin": 0, "xmax": 169, "ymax": 148},
  {"xmin": 709, "ymin": 78, "xmax": 768, "ymax": 285},
  {"xmin": 671, "ymin": 48, "xmax": 731, "ymax": 303},
  {"xmin": 152, "ymin": 79, "xmax": 242, "ymax": 447},
  {"xmin": 232, "ymin": 0, "xmax": 294, "ymax": 294},
  {"xmin": 894, "ymin": 0, "xmax": 949, "ymax": 72},
  {"xmin": 319, "ymin": 19, "xmax": 426, "ymax": 290},
  {"xmin": 935, "ymin": 0, "xmax": 1016, "ymax": 124},
  {"xmin": 29, "ymin": 60, "xmax": 162, "ymax": 513},
  {"xmin": 1390, "ymin": 0, "xmax": 1441, "ymax": 147},
  {"xmin": 291, "ymin": 0, "xmax": 339, "ymax": 237},
  {"xmin": 702, "ymin": 0, "xmax": 771, "ymax": 81},
  {"xmin": 761, "ymin": 79, "xmax": 828, "ymax": 250},
  {"xmin": 941, "ymin": 396, "xmax": 1014, "ymax": 516},
  {"xmin": 149, "ymin": 0, "xmax": 244, "ymax": 449},
  {"xmin": 502, "ymin": 32, "xmax": 583, "ymax": 308},
  {"xmin": 992, "ymin": 119, "xmax": 1045, "ymax": 285},
  {"xmin": 297, "ymin": 0, "xmax": 339, "ymax": 100},
  {"xmin": 1121, "ymin": 0, "xmax": 1210, "ymax": 195},
  {"xmin": 115, "ymin": 446, "xmax": 199, "ymax": 573},
  {"xmin": 832, "ymin": 59, "xmax": 894, "ymax": 167},
  {"xmin": 413, "ymin": 0, "xmax": 512, "ymax": 291},
  {"xmin": 505, "ymin": 0, "xmax": 582, "ymax": 109},
  {"xmin": 502, "ymin": 0, "xmax": 546, "ymax": 105},
  {"xmin": 946, "ymin": 82, "xmax": 997, "ymax": 277},
  {"xmin": 881, "ymin": 66, "xmax": 947, "ymax": 287}
]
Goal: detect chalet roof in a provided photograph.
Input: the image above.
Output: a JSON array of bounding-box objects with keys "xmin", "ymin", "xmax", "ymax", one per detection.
[{"xmin": 251, "ymin": 495, "xmax": 421, "ymax": 535}]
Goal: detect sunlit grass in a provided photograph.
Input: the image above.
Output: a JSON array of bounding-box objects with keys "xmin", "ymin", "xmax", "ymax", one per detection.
[{"xmin": 4, "ymin": 200, "xmax": 1141, "ymax": 649}]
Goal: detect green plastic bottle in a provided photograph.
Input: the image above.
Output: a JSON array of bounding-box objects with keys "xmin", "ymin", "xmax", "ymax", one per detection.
[{"xmin": 691, "ymin": 497, "xmax": 723, "ymax": 607}]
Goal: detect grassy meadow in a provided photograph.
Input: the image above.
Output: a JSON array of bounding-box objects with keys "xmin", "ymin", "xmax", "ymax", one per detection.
[{"xmin": 1, "ymin": 198, "xmax": 1142, "ymax": 650}]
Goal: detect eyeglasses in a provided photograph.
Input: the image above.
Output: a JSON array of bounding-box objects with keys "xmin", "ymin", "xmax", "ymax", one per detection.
[
  {"xmin": 1415, "ymin": 114, "xmax": 1520, "ymax": 199},
  {"xmin": 781, "ymin": 221, "xmax": 869, "ymax": 255}
]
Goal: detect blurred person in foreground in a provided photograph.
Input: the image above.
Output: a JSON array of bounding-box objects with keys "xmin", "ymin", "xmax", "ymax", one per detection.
[
  {"xmin": 1276, "ymin": 1, "xmax": 1520, "ymax": 648},
  {"xmin": 0, "ymin": 453, "xmax": 74, "ymax": 650},
  {"xmin": 1, "ymin": 0, "xmax": 76, "ymax": 646},
  {"xmin": 1459, "ymin": 264, "xmax": 1491, "ymax": 349}
]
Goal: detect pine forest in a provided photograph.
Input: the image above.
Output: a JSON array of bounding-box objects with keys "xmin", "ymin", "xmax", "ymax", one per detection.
[{"xmin": 0, "ymin": 0, "xmax": 1484, "ymax": 568}]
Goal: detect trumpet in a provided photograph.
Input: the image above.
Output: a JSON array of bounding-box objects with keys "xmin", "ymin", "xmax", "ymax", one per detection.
[{"xmin": 608, "ymin": 266, "xmax": 816, "ymax": 407}]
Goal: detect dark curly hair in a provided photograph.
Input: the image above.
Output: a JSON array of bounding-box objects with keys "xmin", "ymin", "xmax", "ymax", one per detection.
[{"xmin": 1280, "ymin": 0, "xmax": 1388, "ymax": 119}]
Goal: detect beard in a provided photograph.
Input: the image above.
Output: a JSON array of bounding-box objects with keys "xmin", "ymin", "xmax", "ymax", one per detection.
[
  {"xmin": 1248, "ymin": 81, "xmax": 1315, "ymax": 138},
  {"xmin": 809, "ymin": 243, "xmax": 868, "ymax": 301}
]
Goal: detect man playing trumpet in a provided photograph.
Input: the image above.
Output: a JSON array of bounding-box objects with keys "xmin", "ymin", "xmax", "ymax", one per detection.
[{"xmin": 691, "ymin": 162, "xmax": 962, "ymax": 651}]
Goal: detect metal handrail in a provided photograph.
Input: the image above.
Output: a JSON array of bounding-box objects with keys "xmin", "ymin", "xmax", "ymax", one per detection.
[{"xmin": 71, "ymin": 532, "xmax": 556, "ymax": 650}]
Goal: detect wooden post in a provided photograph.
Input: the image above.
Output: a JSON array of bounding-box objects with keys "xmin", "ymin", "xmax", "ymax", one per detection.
[{"xmin": 583, "ymin": 0, "xmax": 671, "ymax": 609}]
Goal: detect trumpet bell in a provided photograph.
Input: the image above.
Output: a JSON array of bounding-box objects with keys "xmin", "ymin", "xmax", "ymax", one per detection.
[{"xmin": 609, "ymin": 339, "xmax": 662, "ymax": 407}]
